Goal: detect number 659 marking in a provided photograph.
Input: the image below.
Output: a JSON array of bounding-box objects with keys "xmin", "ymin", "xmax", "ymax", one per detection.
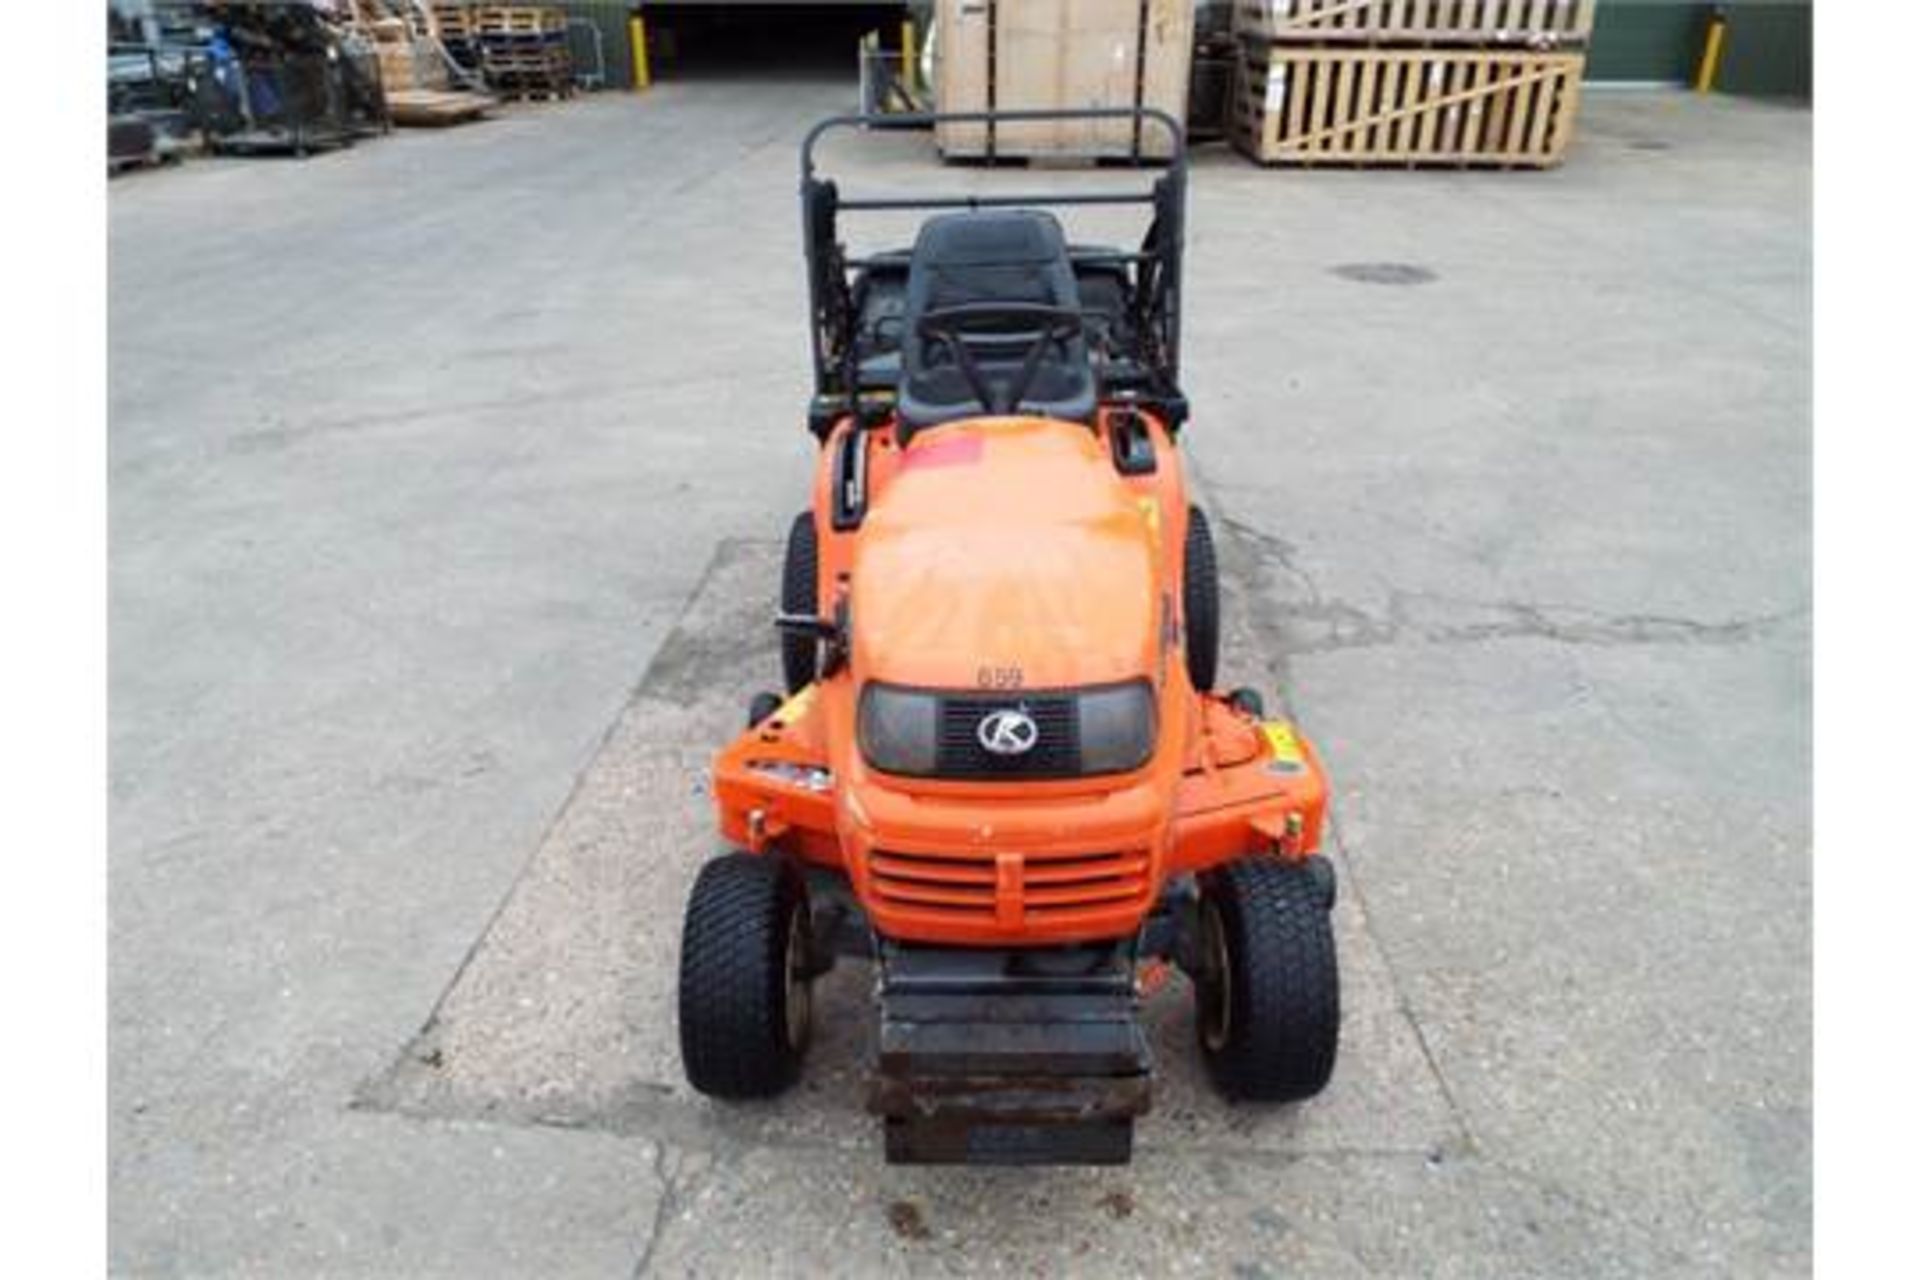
[{"xmin": 976, "ymin": 665, "xmax": 1024, "ymax": 690}]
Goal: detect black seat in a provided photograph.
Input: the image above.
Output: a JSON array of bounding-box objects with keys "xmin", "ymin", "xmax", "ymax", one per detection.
[{"xmin": 898, "ymin": 211, "xmax": 1096, "ymax": 435}]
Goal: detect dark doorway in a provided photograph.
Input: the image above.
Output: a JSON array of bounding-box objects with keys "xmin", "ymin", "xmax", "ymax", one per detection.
[{"xmin": 643, "ymin": 4, "xmax": 906, "ymax": 82}]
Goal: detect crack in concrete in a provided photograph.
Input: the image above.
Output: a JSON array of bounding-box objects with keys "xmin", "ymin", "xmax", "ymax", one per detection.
[
  {"xmin": 630, "ymin": 1142, "xmax": 684, "ymax": 1279},
  {"xmin": 1325, "ymin": 809, "xmax": 1481, "ymax": 1163},
  {"xmin": 350, "ymin": 541, "xmax": 777, "ymax": 1120},
  {"xmin": 1220, "ymin": 515, "xmax": 1807, "ymax": 656},
  {"xmin": 1189, "ymin": 471, "xmax": 1484, "ymax": 1172},
  {"xmin": 365, "ymin": 1081, "xmax": 1450, "ymax": 1165},
  {"xmin": 347, "ymin": 510, "xmax": 1604, "ymax": 1226},
  {"xmin": 1201, "ymin": 485, "xmax": 1734, "ymax": 1274}
]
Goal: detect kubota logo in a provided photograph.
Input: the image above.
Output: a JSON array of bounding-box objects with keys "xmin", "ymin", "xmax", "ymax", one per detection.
[{"xmin": 976, "ymin": 708, "xmax": 1039, "ymax": 756}]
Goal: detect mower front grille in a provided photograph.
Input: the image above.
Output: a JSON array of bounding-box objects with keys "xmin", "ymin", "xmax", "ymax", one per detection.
[
  {"xmin": 934, "ymin": 694, "xmax": 1080, "ymax": 779},
  {"xmin": 869, "ymin": 847, "xmax": 1151, "ymax": 928}
]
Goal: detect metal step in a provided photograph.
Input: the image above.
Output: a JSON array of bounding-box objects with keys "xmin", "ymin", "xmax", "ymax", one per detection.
[{"xmin": 867, "ymin": 941, "xmax": 1151, "ymax": 1166}]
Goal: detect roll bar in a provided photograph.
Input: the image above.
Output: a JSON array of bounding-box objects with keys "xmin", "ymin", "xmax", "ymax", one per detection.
[
  {"xmin": 802, "ymin": 106, "xmax": 1188, "ymax": 179},
  {"xmin": 800, "ymin": 108, "xmax": 1188, "ymax": 433}
]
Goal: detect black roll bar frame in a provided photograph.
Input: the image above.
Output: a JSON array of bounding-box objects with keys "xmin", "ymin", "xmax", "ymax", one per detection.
[{"xmin": 799, "ymin": 108, "xmax": 1188, "ymax": 435}]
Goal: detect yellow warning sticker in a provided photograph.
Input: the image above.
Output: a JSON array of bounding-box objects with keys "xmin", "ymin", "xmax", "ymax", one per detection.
[
  {"xmin": 1261, "ymin": 721, "xmax": 1304, "ymax": 766},
  {"xmin": 775, "ymin": 685, "xmax": 817, "ymax": 726},
  {"xmin": 1136, "ymin": 497, "xmax": 1161, "ymax": 541}
]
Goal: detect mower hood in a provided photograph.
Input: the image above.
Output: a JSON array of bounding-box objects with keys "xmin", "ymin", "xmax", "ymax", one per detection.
[{"xmin": 851, "ymin": 418, "xmax": 1161, "ymax": 691}]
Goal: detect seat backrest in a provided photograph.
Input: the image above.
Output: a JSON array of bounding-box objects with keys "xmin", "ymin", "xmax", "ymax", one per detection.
[{"xmin": 898, "ymin": 211, "xmax": 1096, "ymax": 436}]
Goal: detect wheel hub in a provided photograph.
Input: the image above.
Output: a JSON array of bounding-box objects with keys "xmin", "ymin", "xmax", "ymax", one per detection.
[
  {"xmin": 783, "ymin": 901, "xmax": 812, "ymax": 1052},
  {"xmin": 1198, "ymin": 897, "xmax": 1232, "ymax": 1053}
]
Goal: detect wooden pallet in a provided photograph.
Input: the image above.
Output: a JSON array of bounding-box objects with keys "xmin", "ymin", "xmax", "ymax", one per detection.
[
  {"xmin": 431, "ymin": 4, "xmax": 476, "ymax": 41},
  {"xmin": 474, "ymin": 6, "xmax": 566, "ymax": 38},
  {"xmin": 480, "ymin": 34, "xmax": 571, "ymax": 98},
  {"xmin": 386, "ymin": 88, "xmax": 491, "ymax": 126},
  {"xmin": 374, "ymin": 39, "xmax": 450, "ymax": 92},
  {"xmin": 481, "ymin": 52, "xmax": 570, "ymax": 82},
  {"xmin": 480, "ymin": 45, "xmax": 568, "ymax": 64},
  {"xmin": 490, "ymin": 82, "xmax": 573, "ymax": 101},
  {"xmin": 348, "ymin": 0, "xmax": 448, "ymax": 42},
  {"xmin": 1233, "ymin": 0, "xmax": 1592, "ymax": 47},
  {"xmin": 1232, "ymin": 44, "xmax": 1585, "ymax": 167}
]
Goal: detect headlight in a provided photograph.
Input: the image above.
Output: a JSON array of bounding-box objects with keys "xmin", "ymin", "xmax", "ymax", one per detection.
[
  {"xmin": 1078, "ymin": 680, "xmax": 1157, "ymax": 774},
  {"xmin": 857, "ymin": 684, "xmax": 939, "ymax": 776}
]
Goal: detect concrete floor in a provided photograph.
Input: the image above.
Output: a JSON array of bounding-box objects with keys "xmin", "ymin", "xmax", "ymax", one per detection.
[{"xmin": 109, "ymin": 84, "xmax": 1810, "ymax": 1277}]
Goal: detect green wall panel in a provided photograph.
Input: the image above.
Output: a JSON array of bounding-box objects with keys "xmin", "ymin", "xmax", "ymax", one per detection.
[
  {"xmin": 1587, "ymin": 1, "xmax": 1712, "ymax": 83},
  {"xmin": 1718, "ymin": 0, "xmax": 1813, "ymax": 99}
]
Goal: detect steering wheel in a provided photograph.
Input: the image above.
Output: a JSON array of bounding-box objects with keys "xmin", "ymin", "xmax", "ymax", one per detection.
[{"xmin": 915, "ymin": 302, "xmax": 1086, "ymax": 416}]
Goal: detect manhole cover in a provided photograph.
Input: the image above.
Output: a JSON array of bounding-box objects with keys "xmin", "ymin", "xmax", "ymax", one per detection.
[{"xmin": 1330, "ymin": 262, "xmax": 1437, "ymax": 286}]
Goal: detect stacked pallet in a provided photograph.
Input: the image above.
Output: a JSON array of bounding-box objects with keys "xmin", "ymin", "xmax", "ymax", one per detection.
[
  {"xmin": 1230, "ymin": 0, "xmax": 1593, "ymax": 168},
  {"xmin": 430, "ymin": 3, "xmax": 483, "ymax": 75},
  {"xmin": 345, "ymin": 1, "xmax": 492, "ymax": 127},
  {"xmin": 365, "ymin": 16, "xmax": 450, "ymax": 94},
  {"xmin": 474, "ymin": 5, "xmax": 573, "ymax": 100}
]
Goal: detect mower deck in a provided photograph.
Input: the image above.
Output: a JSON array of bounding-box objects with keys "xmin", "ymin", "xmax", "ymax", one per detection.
[{"xmin": 869, "ymin": 942, "xmax": 1150, "ymax": 1165}]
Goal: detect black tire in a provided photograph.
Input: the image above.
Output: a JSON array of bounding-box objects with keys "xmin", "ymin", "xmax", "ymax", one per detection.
[
  {"xmin": 1305, "ymin": 854, "xmax": 1338, "ymax": 911},
  {"xmin": 747, "ymin": 691, "xmax": 783, "ymax": 728},
  {"xmin": 780, "ymin": 512, "xmax": 819, "ymax": 694},
  {"xmin": 678, "ymin": 854, "xmax": 812, "ymax": 1099},
  {"xmin": 1184, "ymin": 507, "xmax": 1220, "ymax": 692},
  {"xmin": 1194, "ymin": 858, "xmax": 1339, "ymax": 1103}
]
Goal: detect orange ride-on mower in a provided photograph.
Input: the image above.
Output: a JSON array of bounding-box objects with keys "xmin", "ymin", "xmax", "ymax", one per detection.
[{"xmin": 677, "ymin": 109, "xmax": 1338, "ymax": 1166}]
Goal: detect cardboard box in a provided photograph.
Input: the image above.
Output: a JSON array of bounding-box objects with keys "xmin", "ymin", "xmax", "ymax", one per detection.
[{"xmin": 935, "ymin": 0, "xmax": 1194, "ymax": 160}]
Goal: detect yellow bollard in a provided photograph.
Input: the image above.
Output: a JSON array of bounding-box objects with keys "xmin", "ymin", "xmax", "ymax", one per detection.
[
  {"xmin": 629, "ymin": 14, "xmax": 651, "ymax": 91},
  {"xmin": 1695, "ymin": 13, "xmax": 1727, "ymax": 94},
  {"xmin": 900, "ymin": 17, "xmax": 918, "ymax": 98}
]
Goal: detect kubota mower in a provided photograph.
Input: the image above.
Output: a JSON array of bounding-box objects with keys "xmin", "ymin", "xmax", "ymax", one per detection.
[{"xmin": 677, "ymin": 109, "xmax": 1338, "ymax": 1166}]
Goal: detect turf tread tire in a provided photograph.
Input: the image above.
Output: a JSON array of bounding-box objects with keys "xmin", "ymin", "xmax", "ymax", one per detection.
[
  {"xmin": 1199, "ymin": 858, "xmax": 1340, "ymax": 1102},
  {"xmin": 1184, "ymin": 506, "xmax": 1220, "ymax": 692},
  {"xmin": 677, "ymin": 854, "xmax": 808, "ymax": 1099},
  {"xmin": 747, "ymin": 691, "xmax": 783, "ymax": 728},
  {"xmin": 780, "ymin": 512, "xmax": 819, "ymax": 693}
]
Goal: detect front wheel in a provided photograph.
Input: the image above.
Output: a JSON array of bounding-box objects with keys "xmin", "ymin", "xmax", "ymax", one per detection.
[
  {"xmin": 780, "ymin": 512, "xmax": 819, "ymax": 693},
  {"xmin": 1194, "ymin": 857, "xmax": 1340, "ymax": 1102},
  {"xmin": 1184, "ymin": 507, "xmax": 1220, "ymax": 692},
  {"xmin": 677, "ymin": 854, "xmax": 812, "ymax": 1099}
]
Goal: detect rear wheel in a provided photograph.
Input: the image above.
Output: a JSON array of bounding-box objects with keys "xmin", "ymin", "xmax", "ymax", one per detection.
[
  {"xmin": 1195, "ymin": 857, "xmax": 1339, "ymax": 1102},
  {"xmin": 1184, "ymin": 507, "xmax": 1220, "ymax": 692},
  {"xmin": 747, "ymin": 691, "xmax": 783, "ymax": 728},
  {"xmin": 781, "ymin": 512, "xmax": 819, "ymax": 693},
  {"xmin": 678, "ymin": 854, "xmax": 812, "ymax": 1099}
]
